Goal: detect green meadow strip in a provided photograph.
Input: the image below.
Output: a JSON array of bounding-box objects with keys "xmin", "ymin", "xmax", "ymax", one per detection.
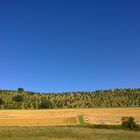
[{"xmin": 78, "ymin": 115, "xmax": 86, "ymax": 125}]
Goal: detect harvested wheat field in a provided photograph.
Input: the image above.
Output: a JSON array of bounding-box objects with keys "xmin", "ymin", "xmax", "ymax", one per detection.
[{"xmin": 0, "ymin": 108, "xmax": 140, "ymax": 126}]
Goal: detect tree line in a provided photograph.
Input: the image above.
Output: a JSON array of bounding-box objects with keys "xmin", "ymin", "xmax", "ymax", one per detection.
[{"xmin": 0, "ymin": 88, "xmax": 140, "ymax": 109}]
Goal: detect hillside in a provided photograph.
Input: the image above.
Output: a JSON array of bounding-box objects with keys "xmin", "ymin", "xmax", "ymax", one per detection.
[{"xmin": 0, "ymin": 88, "xmax": 140, "ymax": 109}]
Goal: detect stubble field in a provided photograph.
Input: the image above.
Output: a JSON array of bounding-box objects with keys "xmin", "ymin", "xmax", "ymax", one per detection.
[{"xmin": 0, "ymin": 108, "xmax": 140, "ymax": 126}]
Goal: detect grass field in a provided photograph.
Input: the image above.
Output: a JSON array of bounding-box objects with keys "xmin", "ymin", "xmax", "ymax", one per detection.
[
  {"xmin": 0, "ymin": 126, "xmax": 140, "ymax": 140},
  {"xmin": 0, "ymin": 108, "xmax": 140, "ymax": 126}
]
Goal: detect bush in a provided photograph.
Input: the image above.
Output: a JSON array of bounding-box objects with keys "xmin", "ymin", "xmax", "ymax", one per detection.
[
  {"xmin": 0, "ymin": 98, "xmax": 4, "ymax": 105},
  {"xmin": 121, "ymin": 116, "xmax": 136, "ymax": 129},
  {"xmin": 13, "ymin": 95, "xmax": 23, "ymax": 102},
  {"xmin": 39, "ymin": 100, "xmax": 52, "ymax": 109}
]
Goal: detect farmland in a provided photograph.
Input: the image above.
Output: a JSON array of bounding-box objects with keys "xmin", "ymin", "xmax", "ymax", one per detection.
[
  {"xmin": 0, "ymin": 107, "xmax": 140, "ymax": 140},
  {"xmin": 0, "ymin": 108, "xmax": 140, "ymax": 140},
  {"xmin": 0, "ymin": 108, "xmax": 140, "ymax": 126}
]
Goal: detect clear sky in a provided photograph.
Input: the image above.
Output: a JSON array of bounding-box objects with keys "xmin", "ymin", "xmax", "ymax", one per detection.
[{"xmin": 0, "ymin": 0, "xmax": 140, "ymax": 92}]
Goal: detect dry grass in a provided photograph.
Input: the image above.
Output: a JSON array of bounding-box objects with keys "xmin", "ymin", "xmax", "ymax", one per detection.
[
  {"xmin": 0, "ymin": 126, "xmax": 140, "ymax": 140},
  {"xmin": 0, "ymin": 108, "xmax": 140, "ymax": 126}
]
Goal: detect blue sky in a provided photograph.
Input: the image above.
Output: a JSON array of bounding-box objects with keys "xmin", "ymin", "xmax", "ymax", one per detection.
[{"xmin": 0, "ymin": 0, "xmax": 140, "ymax": 92}]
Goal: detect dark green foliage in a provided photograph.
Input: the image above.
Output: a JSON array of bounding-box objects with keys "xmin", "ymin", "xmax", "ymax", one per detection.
[
  {"xmin": 0, "ymin": 98, "xmax": 4, "ymax": 105},
  {"xmin": 13, "ymin": 95, "xmax": 23, "ymax": 102},
  {"xmin": 121, "ymin": 116, "xmax": 136, "ymax": 129},
  {"xmin": 39, "ymin": 100, "xmax": 52, "ymax": 109},
  {"xmin": 18, "ymin": 88, "xmax": 24, "ymax": 93},
  {"xmin": 0, "ymin": 88, "xmax": 140, "ymax": 109}
]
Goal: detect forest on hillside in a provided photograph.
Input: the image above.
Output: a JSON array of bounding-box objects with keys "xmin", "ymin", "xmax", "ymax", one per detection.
[{"xmin": 0, "ymin": 88, "xmax": 140, "ymax": 109}]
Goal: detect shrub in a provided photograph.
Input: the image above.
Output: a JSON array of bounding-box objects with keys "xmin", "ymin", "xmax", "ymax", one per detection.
[
  {"xmin": 39, "ymin": 100, "xmax": 52, "ymax": 109},
  {"xmin": 121, "ymin": 116, "xmax": 136, "ymax": 129},
  {"xmin": 0, "ymin": 98, "xmax": 4, "ymax": 105},
  {"xmin": 13, "ymin": 95, "xmax": 23, "ymax": 102}
]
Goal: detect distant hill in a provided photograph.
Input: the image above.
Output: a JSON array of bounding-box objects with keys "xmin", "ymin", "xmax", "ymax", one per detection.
[{"xmin": 0, "ymin": 88, "xmax": 140, "ymax": 109}]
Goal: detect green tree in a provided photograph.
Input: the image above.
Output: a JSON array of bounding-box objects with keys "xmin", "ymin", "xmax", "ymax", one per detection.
[
  {"xmin": 18, "ymin": 88, "xmax": 24, "ymax": 93},
  {"xmin": 13, "ymin": 95, "xmax": 23, "ymax": 102},
  {"xmin": 121, "ymin": 116, "xmax": 136, "ymax": 129},
  {"xmin": 39, "ymin": 100, "xmax": 52, "ymax": 109},
  {"xmin": 0, "ymin": 98, "xmax": 4, "ymax": 105}
]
